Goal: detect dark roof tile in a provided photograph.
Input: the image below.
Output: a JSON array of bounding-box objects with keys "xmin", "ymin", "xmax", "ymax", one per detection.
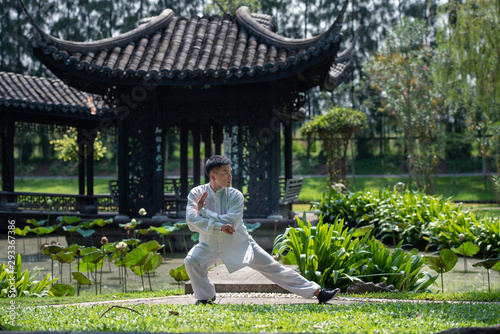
[
  {"xmin": 0, "ymin": 71, "xmax": 110, "ymax": 116},
  {"xmin": 25, "ymin": 2, "xmax": 353, "ymax": 90}
]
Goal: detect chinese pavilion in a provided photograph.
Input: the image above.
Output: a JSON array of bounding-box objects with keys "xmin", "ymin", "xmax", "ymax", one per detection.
[{"xmin": 12, "ymin": 0, "xmax": 355, "ymax": 220}]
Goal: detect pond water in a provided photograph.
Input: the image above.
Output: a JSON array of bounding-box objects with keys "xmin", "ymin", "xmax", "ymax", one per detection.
[{"xmin": 1, "ymin": 235, "xmax": 499, "ymax": 296}]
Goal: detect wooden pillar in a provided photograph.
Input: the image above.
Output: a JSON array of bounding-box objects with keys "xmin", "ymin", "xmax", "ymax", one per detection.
[
  {"xmin": 117, "ymin": 116, "xmax": 129, "ymax": 215},
  {"xmin": 86, "ymin": 133, "xmax": 94, "ymax": 197},
  {"xmin": 1, "ymin": 115, "xmax": 15, "ymax": 193},
  {"xmin": 269, "ymin": 118, "xmax": 281, "ymax": 216},
  {"xmin": 180, "ymin": 119, "xmax": 189, "ymax": 198},
  {"xmin": 213, "ymin": 123, "xmax": 223, "ymax": 156},
  {"xmin": 152, "ymin": 107, "xmax": 165, "ymax": 215},
  {"xmin": 284, "ymin": 115, "xmax": 293, "ymax": 180},
  {"xmin": 202, "ymin": 124, "xmax": 212, "ymax": 183},
  {"xmin": 77, "ymin": 129, "xmax": 85, "ymax": 195},
  {"xmin": 192, "ymin": 122, "xmax": 201, "ymax": 186}
]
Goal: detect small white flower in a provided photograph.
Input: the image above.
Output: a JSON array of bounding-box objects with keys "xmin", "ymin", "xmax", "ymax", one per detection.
[
  {"xmin": 139, "ymin": 208, "xmax": 147, "ymax": 216},
  {"xmin": 116, "ymin": 242, "xmax": 128, "ymax": 250}
]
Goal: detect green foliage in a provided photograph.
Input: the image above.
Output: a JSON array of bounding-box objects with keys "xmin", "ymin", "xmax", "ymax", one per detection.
[
  {"xmin": 50, "ymin": 128, "xmax": 106, "ymax": 162},
  {"xmin": 425, "ymin": 249, "xmax": 458, "ymax": 293},
  {"xmin": 301, "ymin": 107, "xmax": 367, "ymax": 186},
  {"xmin": 312, "ymin": 186, "xmax": 500, "ymax": 257},
  {"xmin": 451, "ymin": 241, "xmax": 480, "ymax": 272},
  {"xmin": 472, "ymin": 257, "xmax": 500, "ymax": 292},
  {"xmin": 170, "ymin": 264, "xmax": 190, "ymax": 284},
  {"xmin": 50, "ymin": 283, "xmax": 75, "ymax": 297},
  {"xmin": 204, "ymin": 0, "xmax": 261, "ymax": 15},
  {"xmin": 273, "ymin": 216, "xmax": 435, "ymax": 291},
  {"xmin": 1, "ymin": 253, "xmax": 58, "ymax": 298},
  {"xmin": 364, "ymin": 18, "xmax": 445, "ymax": 192}
]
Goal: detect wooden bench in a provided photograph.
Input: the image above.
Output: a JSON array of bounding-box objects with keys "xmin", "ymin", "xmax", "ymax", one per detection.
[{"xmin": 279, "ymin": 177, "xmax": 303, "ymax": 219}]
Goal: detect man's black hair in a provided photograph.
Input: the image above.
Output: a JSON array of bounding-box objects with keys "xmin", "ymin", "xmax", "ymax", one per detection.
[{"xmin": 205, "ymin": 155, "xmax": 232, "ymax": 176}]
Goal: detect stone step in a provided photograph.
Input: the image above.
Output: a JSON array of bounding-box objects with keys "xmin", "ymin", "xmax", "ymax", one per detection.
[{"xmin": 185, "ymin": 264, "xmax": 290, "ymax": 294}]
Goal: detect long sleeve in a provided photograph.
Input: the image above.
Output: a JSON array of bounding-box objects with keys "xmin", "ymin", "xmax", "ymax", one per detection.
[
  {"xmin": 186, "ymin": 186, "xmax": 223, "ymax": 235},
  {"xmin": 199, "ymin": 190, "xmax": 244, "ymax": 230}
]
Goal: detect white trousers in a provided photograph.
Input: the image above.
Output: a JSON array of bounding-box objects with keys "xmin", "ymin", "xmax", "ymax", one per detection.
[{"xmin": 184, "ymin": 239, "xmax": 320, "ymax": 301}]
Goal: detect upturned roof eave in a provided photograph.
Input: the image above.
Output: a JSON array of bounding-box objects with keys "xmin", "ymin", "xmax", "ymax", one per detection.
[
  {"xmin": 34, "ymin": 41, "xmax": 341, "ymax": 95},
  {"xmin": 23, "ymin": 0, "xmax": 349, "ymax": 90}
]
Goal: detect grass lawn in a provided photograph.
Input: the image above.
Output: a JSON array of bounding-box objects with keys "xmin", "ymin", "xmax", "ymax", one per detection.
[
  {"xmin": 14, "ymin": 177, "xmax": 113, "ymax": 194},
  {"xmin": 299, "ymin": 175, "xmax": 496, "ymax": 203},
  {"xmin": 2, "ymin": 299, "xmax": 499, "ymax": 333}
]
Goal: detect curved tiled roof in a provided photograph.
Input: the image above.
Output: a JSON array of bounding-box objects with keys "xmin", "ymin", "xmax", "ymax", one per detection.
[
  {"xmin": 24, "ymin": 1, "xmax": 351, "ymax": 91},
  {"xmin": 324, "ymin": 26, "xmax": 360, "ymax": 91},
  {"xmin": 0, "ymin": 71, "xmax": 109, "ymax": 116}
]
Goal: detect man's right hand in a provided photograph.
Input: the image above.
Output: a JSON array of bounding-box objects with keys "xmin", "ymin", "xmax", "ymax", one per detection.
[{"xmin": 197, "ymin": 192, "xmax": 208, "ymax": 212}]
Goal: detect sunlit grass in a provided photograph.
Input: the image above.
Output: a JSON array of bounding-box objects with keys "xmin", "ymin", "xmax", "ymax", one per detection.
[
  {"xmin": 14, "ymin": 178, "xmax": 113, "ymax": 194},
  {"xmin": 3, "ymin": 300, "xmax": 499, "ymax": 333},
  {"xmin": 0, "ymin": 289, "xmax": 183, "ymax": 308},
  {"xmin": 299, "ymin": 176, "xmax": 496, "ymax": 203}
]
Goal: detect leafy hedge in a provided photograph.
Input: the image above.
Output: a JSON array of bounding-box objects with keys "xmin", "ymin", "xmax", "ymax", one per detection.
[
  {"xmin": 272, "ymin": 215, "xmax": 436, "ymax": 291},
  {"xmin": 311, "ymin": 187, "xmax": 500, "ymax": 257}
]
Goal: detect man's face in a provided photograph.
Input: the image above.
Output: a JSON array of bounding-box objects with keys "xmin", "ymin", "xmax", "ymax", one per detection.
[{"xmin": 211, "ymin": 164, "xmax": 233, "ymax": 189}]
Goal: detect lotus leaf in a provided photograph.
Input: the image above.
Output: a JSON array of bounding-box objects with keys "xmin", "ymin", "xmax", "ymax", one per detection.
[
  {"xmin": 51, "ymin": 251, "xmax": 75, "ymax": 264},
  {"xmin": 123, "ymin": 238, "xmax": 141, "ymax": 246},
  {"xmin": 14, "ymin": 226, "xmax": 33, "ymax": 236},
  {"xmin": 61, "ymin": 216, "xmax": 81, "ymax": 224},
  {"xmin": 62, "ymin": 225, "xmax": 79, "ymax": 232},
  {"xmin": 425, "ymin": 249, "xmax": 458, "ymax": 273},
  {"xmin": 82, "ymin": 251, "xmax": 104, "ymax": 264},
  {"xmin": 92, "ymin": 218, "xmax": 113, "ymax": 227},
  {"xmin": 101, "ymin": 242, "xmax": 118, "ymax": 253},
  {"xmin": 41, "ymin": 244, "xmax": 64, "ymax": 256},
  {"xmin": 76, "ymin": 260, "xmax": 103, "ymax": 273},
  {"xmin": 50, "ymin": 283, "xmax": 75, "ymax": 297},
  {"xmin": 79, "ymin": 220, "xmax": 96, "ymax": 229},
  {"xmin": 472, "ymin": 257, "xmax": 500, "ymax": 270},
  {"xmin": 80, "ymin": 247, "xmax": 98, "ymax": 256},
  {"xmin": 76, "ymin": 227, "xmax": 95, "ymax": 238},
  {"xmin": 151, "ymin": 226, "xmax": 178, "ymax": 235},
  {"xmin": 244, "ymin": 222, "xmax": 261, "ymax": 233},
  {"xmin": 170, "ymin": 264, "xmax": 190, "ymax": 282},
  {"xmin": 27, "ymin": 218, "xmax": 46, "ymax": 227},
  {"xmin": 135, "ymin": 228, "xmax": 151, "ymax": 235},
  {"xmin": 138, "ymin": 240, "xmax": 163, "ymax": 252},
  {"xmin": 452, "ymin": 242, "xmax": 480, "ymax": 257},
  {"xmin": 174, "ymin": 221, "xmax": 187, "ymax": 228},
  {"xmin": 66, "ymin": 244, "xmax": 83, "ymax": 253},
  {"xmin": 124, "ymin": 247, "xmax": 149, "ymax": 267},
  {"xmin": 72, "ymin": 272, "xmax": 92, "ymax": 285}
]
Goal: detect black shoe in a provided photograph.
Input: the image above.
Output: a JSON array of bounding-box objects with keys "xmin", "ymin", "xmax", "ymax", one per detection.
[
  {"xmin": 317, "ymin": 288, "xmax": 340, "ymax": 304},
  {"xmin": 195, "ymin": 295, "xmax": 216, "ymax": 305}
]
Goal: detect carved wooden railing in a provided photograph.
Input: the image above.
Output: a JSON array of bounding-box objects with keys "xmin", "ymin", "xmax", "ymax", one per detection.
[{"xmin": 0, "ymin": 191, "xmax": 117, "ymax": 213}]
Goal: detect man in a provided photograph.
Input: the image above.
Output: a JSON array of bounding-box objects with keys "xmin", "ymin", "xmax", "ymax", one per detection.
[{"xmin": 185, "ymin": 155, "xmax": 340, "ymax": 305}]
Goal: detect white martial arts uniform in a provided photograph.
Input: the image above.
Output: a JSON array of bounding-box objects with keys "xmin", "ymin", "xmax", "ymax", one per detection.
[{"xmin": 185, "ymin": 183, "xmax": 320, "ymax": 301}]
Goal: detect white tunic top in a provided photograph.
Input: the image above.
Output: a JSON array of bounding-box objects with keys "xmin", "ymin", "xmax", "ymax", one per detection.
[{"xmin": 186, "ymin": 184, "xmax": 254, "ymax": 273}]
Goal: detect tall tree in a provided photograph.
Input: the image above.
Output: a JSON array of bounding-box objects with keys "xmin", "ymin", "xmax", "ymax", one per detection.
[
  {"xmin": 363, "ymin": 18, "xmax": 445, "ymax": 192},
  {"xmin": 435, "ymin": 0, "xmax": 500, "ymax": 198}
]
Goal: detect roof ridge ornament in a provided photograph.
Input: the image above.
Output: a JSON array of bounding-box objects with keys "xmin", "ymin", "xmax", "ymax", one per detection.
[
  {"xmin": 235, "ymin": 0, "xmax": 348, "ymax": 51},
  {"xmin": 19, "ymin": 0, "xmax": 175, "ymax": 53}
]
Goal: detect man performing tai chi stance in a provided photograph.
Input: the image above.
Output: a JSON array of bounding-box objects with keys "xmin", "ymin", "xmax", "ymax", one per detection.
[{"xmin": 185, "ymin": 155, "xmax": 340, "ymax": 305}]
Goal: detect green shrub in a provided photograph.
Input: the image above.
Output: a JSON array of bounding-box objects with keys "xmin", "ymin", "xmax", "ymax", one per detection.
[
  {"xmin": 272, "ymin": 216, "xmax": 436, "ymax": 291},
  {"xmin": 1, "ymin": 253, "xmax": 57, "ymax": 298},
  {"xmin": 312, "ymin": 186, "xmax": 500, "ymax": 258}
]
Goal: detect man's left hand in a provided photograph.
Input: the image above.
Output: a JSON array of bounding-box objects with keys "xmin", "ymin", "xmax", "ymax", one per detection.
[{"xmin": 221, "ymin": 224, "xmax": 235, "ymax": 235}]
